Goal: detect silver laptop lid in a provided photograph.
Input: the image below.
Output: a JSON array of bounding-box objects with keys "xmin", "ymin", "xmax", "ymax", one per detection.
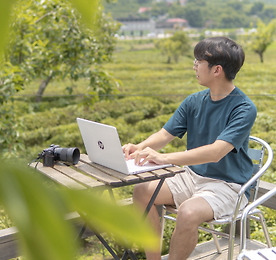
[
  {"xmin": 77, "ymin": 118, "xmax": 172, "ymax": 174},
  {"xmin": 77, "ymin": 118, "xmax": 129, "ymax": 174}
]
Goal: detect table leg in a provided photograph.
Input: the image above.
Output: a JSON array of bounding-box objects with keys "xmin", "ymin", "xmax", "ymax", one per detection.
[
  {"xmin": 77, "ymin": 224, "xmax": 87, "ymax": 239},
  {"xmin": 122, "ymin": 177, "xmax": 166, "ymax": 259},
  {"xmin": 95, "ymin": 232, "xmax": 121, "ymax": 260},
  {"xmin": 92, "ymin": 178, "xmax": 166, "ymax": 260},
  {"xmin": 121, "ymin": 249, "xmax": 138, "ymax": 260},
  {"xmin": 144, "ymin": 177, "xmax": 165, "ymax": 217}
]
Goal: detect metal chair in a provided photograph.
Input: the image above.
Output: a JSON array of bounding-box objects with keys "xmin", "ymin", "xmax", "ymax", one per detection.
[
  {"xmin": 162, "ymin": 136, "xmax": 274, "ymax": 260},
  {"xmin": 237, "ymin": 186, "xmax": 276, "ymax": 259}
]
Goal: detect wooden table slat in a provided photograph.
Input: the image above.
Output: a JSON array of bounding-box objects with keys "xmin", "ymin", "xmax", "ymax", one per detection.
[
  {"xmin": 166, "ymin": 166, "xmax": 185, "ymax": 173},
  {"xmin": 80, "ymin": 154, "xmax": 140, "ymax": 184},
  {"xmin": 30, "ymin": 162, "xmax": 86, "ymax": 190},
  {"xmin": 136, "ymin": 171, "xmax": 157, "ymax": 181},
  {"xmin": 76, "ymin": 161, "xmax": 123, "ymax": 187},
  {"xmin": 53, "ymin": 164, "xmax": 105, "ymax": 189},
  {"xmin": 151, "ymin": 168, "xmax": 176, "ymax": 178}
]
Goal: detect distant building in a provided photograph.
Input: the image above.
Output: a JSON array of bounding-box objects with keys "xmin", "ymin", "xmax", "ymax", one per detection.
[
  {"xmin": 155, "ymin": 0, "xmax": 187, "ymax": 5},
  {"xmin": 117, "ymin": 17, "xmax": 155, "ymax": 37},
  {"xmin": 117, "ymin": 15, "xmax": 188, "ymax": 38},
  {"xmin": 156, "ymin": 18, "xmax": 188, "ymax": 29},
  {"xmin": 138, "ymin": 7, "xmax": 152, "ymax": 14}
]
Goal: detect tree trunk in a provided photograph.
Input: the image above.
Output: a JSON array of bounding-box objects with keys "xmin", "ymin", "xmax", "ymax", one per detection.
[
  {"xmin": 36, "ymin": 75, "xmax": 53, "ymax": 102},
  {"xmin": 258, "ymin": 52, "xmax": 264, "ymax": 63}
]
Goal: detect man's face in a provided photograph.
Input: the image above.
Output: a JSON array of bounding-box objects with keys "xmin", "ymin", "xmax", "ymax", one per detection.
[{"xmin": 193, "ymin": 59, "xmax": 214, "ymax": 87}]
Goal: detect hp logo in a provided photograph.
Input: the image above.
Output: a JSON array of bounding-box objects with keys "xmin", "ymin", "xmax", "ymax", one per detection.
[{"xmin": 98, "ymin": 141, "xmax": 104, "ymax": 150}]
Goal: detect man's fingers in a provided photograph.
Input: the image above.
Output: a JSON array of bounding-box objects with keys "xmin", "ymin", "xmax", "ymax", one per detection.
[
  {"xmin": 122, "ymin": 143, "xmax": 135, "ymax": 159},
  {"xmin": 134, "ymin": 150, "xmax": 150, "ymax": 166}
]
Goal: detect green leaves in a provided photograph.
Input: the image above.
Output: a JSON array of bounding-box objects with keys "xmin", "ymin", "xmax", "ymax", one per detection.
[
  {"xmin": 0, "ymin": 161, "xmax": 159, "ymax": 259},
  {"xmin": 248, "ymin": 19, "xmax": 276, "ymax": 63},
  {"xmin": 2, "ymin": 0, "xmax": 118, "ymax": 102},
  {"xmin": 70, "ymin": 0, "xmax": 100, "ymax": 28},
  {"xmin": 155, "ymin": 31, "xmax": 190, "ymax": 64}
]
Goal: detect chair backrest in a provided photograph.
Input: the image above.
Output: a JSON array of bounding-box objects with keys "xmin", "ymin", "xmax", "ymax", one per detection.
[{"xmin": 247, "ymin": 136, "xmax": 273, "ymax": 202}]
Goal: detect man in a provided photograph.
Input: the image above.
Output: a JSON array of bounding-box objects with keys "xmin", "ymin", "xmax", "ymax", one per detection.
[{"xmin": 122, "ymin": 37, "xmax": 257, "ymax": 260}]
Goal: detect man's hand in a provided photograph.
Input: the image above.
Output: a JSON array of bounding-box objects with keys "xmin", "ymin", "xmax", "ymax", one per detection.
[
  {"xmin": 122, "ymin": 143, "xmax": 141, "ymax": 160},
  {"xmin": 132, "ymin": 147, "xmax": 166, "ymax": 166}
]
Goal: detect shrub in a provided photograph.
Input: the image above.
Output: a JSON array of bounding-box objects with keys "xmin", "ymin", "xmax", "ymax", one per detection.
[
  {"xmin": 136, "ymin": 115, "xmax": 171, "ymax": 133},
  {"xmin": 124, "ymin": 111, "xmax": 145, "ymax": 125}
]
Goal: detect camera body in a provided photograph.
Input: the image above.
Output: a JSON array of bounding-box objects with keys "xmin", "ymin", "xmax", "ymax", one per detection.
[{"xmin": 40, "ymin": 144, "xmax": 80, "ymax": 167}]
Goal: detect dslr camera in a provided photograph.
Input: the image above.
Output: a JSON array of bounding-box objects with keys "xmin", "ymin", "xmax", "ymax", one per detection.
[{"xmin": 39, "ymin": 144, "xmax": 80, "ymax": 167}]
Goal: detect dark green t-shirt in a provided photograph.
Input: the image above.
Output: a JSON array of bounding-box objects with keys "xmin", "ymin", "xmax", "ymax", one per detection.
[{"xmin": 163, "ymin": 87, "xmax": 257, "ymax": 189}]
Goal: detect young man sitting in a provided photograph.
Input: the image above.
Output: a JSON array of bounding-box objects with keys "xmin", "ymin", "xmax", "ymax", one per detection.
[{"xmin": 123, "ymin": 37, "xmax": 257, "ymax": 260}]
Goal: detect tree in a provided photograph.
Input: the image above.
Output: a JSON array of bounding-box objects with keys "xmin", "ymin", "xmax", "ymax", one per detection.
[
  {"xmin": 260, "ymin": 6, "xmax": 276, "ymax": 23},
  {"xmin": 155, "ymin": 31, "xmax": 190, "ymax": 64},
  {"xmin": 183, "ymin": 6, "xmax": 204, "ymax": 28},
  {"xmin": 219, "ymin": 13, "xmax": 250, "ymax": 29},
  {"xmin": 0, "ymin": 0, "xmax": 119, "ymax": 155},
  {"xmin": 250, "ymin": 2, "xmax": 264, "ymax": 15},
  {"xmin": 5, "ymin": 0, "xmax": 120, "ymax": 102},
  {"xmin": 248, "ymin": 19, "xmax": 276, "ymax": 63}
]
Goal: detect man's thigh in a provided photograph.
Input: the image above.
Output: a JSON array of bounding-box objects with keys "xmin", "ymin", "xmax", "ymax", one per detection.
[{"xmin": 139, "ymin": 179, "xmax": 175, "ymax": 206}]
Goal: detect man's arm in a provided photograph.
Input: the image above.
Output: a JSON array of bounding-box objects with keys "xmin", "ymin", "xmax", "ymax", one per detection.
[
  {"xmin": 133, "ymin": 139, "xmax": 234, "ymax": 166},
  {"xmin": 122, "ymin": 128, "xmax": 175, "ymax": 159}
]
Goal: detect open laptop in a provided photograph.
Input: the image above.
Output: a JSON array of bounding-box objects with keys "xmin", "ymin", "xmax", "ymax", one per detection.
[{"xmin": 76, "ymin": 118, "xmax": 172, "ymax": 174}]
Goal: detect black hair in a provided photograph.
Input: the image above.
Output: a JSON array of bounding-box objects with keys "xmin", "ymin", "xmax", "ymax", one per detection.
[{"xmin": 194, "ymin": 37, "xmax": 245, "ymax": 80}]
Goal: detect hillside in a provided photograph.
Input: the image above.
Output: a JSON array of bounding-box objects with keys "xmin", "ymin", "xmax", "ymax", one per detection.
[{"xmin": 104, "ymin": 0, "xmax": 276, "ymax": 28}]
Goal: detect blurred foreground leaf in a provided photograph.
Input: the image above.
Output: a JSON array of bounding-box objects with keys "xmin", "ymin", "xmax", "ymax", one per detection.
[
  {"xmin": 0, "ymin": 0, "xmax": 17, "ymax": 57},
  {"xmin": 63, "ymin": 188, "xmax": 159, "ymax": 250},
  {"xmin": 0, "ymin": 161, "xmax": 77, "ymax": 260},
  {"xmin": 0, "ymin": 161, "xmax": 159, "ymax": 259}
]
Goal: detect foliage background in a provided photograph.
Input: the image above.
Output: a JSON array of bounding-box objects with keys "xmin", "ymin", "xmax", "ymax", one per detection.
[{"xmin": 105, "ymin": 0, "xmax": 276, "ymax": 28}]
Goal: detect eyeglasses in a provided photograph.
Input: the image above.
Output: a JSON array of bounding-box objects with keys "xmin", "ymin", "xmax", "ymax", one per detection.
[
  {"xmin": 193, "ymin": 59, "xmax": 199, "ymax": 68},
  {"xmin": 193, "ymin": 59, "xmax": 210, "ymax": 68}
]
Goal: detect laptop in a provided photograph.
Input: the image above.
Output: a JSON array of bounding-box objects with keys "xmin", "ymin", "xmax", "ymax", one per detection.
[{"xmin": 76, "ymin": 118, "xmax": 172, "ymax": 174}]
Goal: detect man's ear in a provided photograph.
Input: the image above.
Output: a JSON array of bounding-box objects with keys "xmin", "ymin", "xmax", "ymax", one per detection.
[{"xmin": 213, "ymin": 65, "xmax": 224, "ymax": 76}]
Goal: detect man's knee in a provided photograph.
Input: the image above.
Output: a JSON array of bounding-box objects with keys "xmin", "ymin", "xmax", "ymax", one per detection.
[
  {"xmin": 133, "ymin": 182, "xmax": 153, "ymax": 202},
  {"xmin": 176, "ymin": 198, "xmax": 214, "ymax": 227},
  {"xmin": 177, "ymin": 203, "xmax": 199, "ymax": 225}
]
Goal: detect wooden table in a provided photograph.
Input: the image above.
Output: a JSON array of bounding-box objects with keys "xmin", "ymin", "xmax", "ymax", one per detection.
[{"xmin": 30, "ymin": 154, "xmax": 184, "ymax": 260}]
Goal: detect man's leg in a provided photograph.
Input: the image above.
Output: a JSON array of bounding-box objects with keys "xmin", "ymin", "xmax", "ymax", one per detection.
[
  {"xmin": 168, "ymin": 196, "xmax": 214, "ymax": 260},
  {"xmin": 133, "ymin": 180, "xmax": 175, "ymax": 260}
]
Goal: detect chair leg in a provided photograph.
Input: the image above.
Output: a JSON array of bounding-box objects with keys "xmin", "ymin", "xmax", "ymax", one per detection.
[
  {"xmin": 159, "ymin": 205, "xmax": 166, "ymax": 248},
  {"xmin": 227, "ymin": 222, "xmax": 236, "ymax": 260},
  {"xmin": 209, "ymin": 223, "xmax": 222, "ymax": 254},
  {"xmin": 254, "ymin": 212, "xmax": 272, "ymax": 247}
]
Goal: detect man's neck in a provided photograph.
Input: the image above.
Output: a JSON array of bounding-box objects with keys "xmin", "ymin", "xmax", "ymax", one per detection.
[{"xmin": 209, "ymin": 81, "xmax": 235, "ymax": 101}]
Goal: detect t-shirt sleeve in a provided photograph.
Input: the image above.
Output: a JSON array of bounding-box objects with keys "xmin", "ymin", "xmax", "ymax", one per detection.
[
  {"xmin": 217, "ymin": 102, "xmax": 257, "ymax": 152},
  {"xmin": 163, "ymin": 100, "xmax": 188, "ymax": 138}
]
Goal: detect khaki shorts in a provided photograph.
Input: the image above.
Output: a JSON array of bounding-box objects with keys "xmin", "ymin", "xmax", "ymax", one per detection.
[{"xmin": 165, "ymin": 166, "xmax": 248, "ymax": 220}]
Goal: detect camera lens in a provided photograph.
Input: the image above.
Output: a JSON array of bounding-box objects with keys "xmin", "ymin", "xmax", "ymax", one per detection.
[{"xmin": 54, "ymin": 147, "xmax": 80, "ymax": 165}]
